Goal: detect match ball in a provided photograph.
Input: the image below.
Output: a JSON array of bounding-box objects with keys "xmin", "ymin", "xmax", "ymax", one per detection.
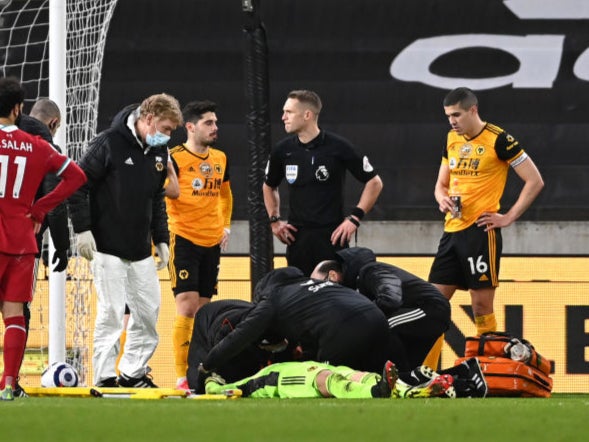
[{"xmin": 41, "ymin": 362, "xmax": 80, "ymax": 387}]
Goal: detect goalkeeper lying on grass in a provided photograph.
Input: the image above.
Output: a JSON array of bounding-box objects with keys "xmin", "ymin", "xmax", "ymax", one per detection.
[{"xmin": 201, "ymin": 360, "xmax": 455, "ymax": 399}]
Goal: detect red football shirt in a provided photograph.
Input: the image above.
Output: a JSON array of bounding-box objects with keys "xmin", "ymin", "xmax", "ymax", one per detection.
[{"xmin": 0, "ymin": 124, "xmax": 78, "ymax": 254}]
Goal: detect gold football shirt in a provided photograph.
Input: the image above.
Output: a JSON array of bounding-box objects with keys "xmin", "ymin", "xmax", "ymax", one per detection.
[{"xmin": 442, "ymin": 123, "xmax": 527, "ymax": 232}]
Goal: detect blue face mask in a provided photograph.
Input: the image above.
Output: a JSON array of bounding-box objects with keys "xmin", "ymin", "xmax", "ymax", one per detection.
[{"xmin": 146, "ymin": 130, "xmax": 170, "ymax": 147}]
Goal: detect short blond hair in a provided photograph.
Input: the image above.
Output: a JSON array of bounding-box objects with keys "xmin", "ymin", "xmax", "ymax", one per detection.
[{"xmin": 139, "ymin": 93, "xmax": 183, "ymax": 125}]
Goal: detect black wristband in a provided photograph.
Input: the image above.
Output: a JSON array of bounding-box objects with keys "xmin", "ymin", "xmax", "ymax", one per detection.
[
  {"xmin": 346, "ymin": 215, "xmax": 360, "ymax": 227},
  {"xmin": 351, "ymin": 207, "xmax": 365, "ymax": 220},
  {"xmin": 269, "ymin": 215, "xmax": 282, "ymax": 223}
]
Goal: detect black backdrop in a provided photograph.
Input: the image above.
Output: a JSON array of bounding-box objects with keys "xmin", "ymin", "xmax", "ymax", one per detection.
[{"xmin": 97, "ymin": 0, "xmax": 589, "ymax": 221}]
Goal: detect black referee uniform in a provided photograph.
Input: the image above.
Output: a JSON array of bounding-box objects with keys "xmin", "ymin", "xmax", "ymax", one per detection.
[
  {"xmin": 265, "ymin": 130, "xmax": 378, "ymax": 275},
  {"xmin": 337, "ymin": 247, "xmax": 451, "ymax": 370}
]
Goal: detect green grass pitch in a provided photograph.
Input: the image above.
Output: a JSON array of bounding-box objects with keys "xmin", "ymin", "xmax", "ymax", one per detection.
[{"xmin": 2, "ymin": 395, "xmax": 589, "ymax": 442}]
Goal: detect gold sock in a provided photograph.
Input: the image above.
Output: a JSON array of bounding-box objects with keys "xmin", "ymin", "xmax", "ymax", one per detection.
[
  {"xmin": 115, "ymin": 330, "xmax": 126, "ymax": 376},
  {"xmin": 475, "ymin": 313, "xmax": 497, "ymax": 335},
  {"xmin": 422, "ymin": 334, "xmax": 444, "ymax": 370},
  {"xmin": 173, "ymin": 315, "xmax": 194, "ymax": 379}
]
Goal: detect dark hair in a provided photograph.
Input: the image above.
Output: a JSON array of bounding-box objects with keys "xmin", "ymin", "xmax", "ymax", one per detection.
[
  {"xmin": 315, "ymin": 260, "xmax": 342, "ymax": 279},
  {"xmin": 0, "ymin": 77, "xmax": 25, "ymax": 117},
  {"xmin": 443, "ymin": 87, "xmax": 478, "ymax": 110},
  {"xmin": 287, "ymin": 90, "xmax": 322, "ymax": 114},
  {"xmin": 182, "ymin": 100, "xmax": 217, "ymax": 123},
  {"xmin": 253, "ymin": 267, "xmax": 305, "ymax": 303}
]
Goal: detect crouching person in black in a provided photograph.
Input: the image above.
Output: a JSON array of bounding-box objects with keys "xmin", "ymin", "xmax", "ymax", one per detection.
[
  {"xmin": 186, "ymin": 299, "xmax": 294, "ymax": 393},
  {"xmin": 311, "ymin": 247, "xmax": 451, "ymax": 371},
  {"xmin": 199, "ymin": 267, "xmax": 392, "ymax": 378}
]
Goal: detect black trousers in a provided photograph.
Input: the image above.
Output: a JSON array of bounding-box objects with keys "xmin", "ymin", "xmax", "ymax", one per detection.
[
  {"xmin": 317, "ymin": 308, "xmax": 392, "ymax": 374},
  {"xmin": 387, "ymin": 306, "xmax": 450, "ymax": 370},
  {"xmin": 286, "ymin": 225, "xmax": 346, "ymax": 276}
]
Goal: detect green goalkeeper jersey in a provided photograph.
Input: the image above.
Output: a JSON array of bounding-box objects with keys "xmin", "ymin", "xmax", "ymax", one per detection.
[{"xmin": 206, "ymin": 361, "xmax": 379, "ymax": 399}]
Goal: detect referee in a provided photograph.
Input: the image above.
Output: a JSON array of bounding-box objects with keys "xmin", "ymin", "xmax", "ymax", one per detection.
[{"xmin": 263, "ymin": 90, "xmax": 383, "ymax": 276}]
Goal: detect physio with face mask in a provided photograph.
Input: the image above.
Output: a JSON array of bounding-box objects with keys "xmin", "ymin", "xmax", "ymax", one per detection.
[
  {"xmin": 69, "ymin": 93, "xmax": 183, "ymax": 388},
  {"xmin": 145, "ymin": 119, "xmax": 171, "ymax": 147}
]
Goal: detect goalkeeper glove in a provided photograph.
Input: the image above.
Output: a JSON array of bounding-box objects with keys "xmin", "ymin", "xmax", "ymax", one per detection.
[
  {"xmin": 52, "ymin": 249, "xmax": 69, "ymax": 272},
  {"xmin": 76, "ymin": 230, "xmax": 97, "ymax": 261},
  {"xmin": 154, "ymin": 242, "xmax": 169, "ymax": 270}
]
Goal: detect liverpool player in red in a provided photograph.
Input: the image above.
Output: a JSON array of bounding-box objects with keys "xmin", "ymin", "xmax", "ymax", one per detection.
[{"xmin": 0, "ymin": 77, "xmax": 86, "ymax": 401}]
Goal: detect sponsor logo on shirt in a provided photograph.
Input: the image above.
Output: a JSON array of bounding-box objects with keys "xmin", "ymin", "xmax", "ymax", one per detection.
[
  {"xmin": 505, "ymin": 134, "xmax": 518, "ymax": 151},
  {"xmin": 192, "ymin": 178, "xmax": 204, "ymax": 190},
  {"xmin": 363, "ymin": 156, "xmax": 374, "ymax": 172}
]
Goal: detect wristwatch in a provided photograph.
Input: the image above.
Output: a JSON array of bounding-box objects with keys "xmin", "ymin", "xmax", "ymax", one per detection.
[{"xmin": 269, "ymin": 215, "xmax": 282, "ymax": 223}]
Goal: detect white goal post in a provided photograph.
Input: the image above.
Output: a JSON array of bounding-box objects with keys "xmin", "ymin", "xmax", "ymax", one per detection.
[{"xmin": 0, "ymin": 0, "xmax": 118, "ymax": 385}]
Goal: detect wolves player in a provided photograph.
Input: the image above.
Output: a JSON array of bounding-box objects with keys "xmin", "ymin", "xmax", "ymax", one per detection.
[{"xmin": 427, "ymin": 87, "xmax": 544, "ymax": 366}]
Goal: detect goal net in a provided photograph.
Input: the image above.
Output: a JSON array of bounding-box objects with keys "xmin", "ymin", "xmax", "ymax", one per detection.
[{"xmin": 0, "ymin": 0, "xmax": 118, "ymax": 386}]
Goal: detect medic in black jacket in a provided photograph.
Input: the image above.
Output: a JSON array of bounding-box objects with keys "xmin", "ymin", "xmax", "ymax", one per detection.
[
  {"xmin": 311, "ymin": 247, "xmax": 451, "ymax": 370},
  {"xmin": 68, "ymin": 94, "xmax": 182, "ymax": 388},
  {"xmin": 202, "ymin": 267, "xmax": 392, "ymax": 375},
  {"xmin": 20, "ymin": 113, "xmax": 70, "ymax": 272},
  {"xmin": 15, "ymin": 102, "xmax": 71, "ymax": 398},
  {"xmin": 69, "ymin": 104, "xmax": 170, "ymax": 260},
  {"xmin": 186, "ymin": 299, "xmax": 296, "ymax": 393}
]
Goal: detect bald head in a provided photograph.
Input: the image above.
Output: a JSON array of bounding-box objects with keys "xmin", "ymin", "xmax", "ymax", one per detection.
[
  {"xmin": 310, "ymin": 260, "xmax": 343, "ymax": 283},
  {"xmin": 30, "ymin": 98, "xmax": 61, "ymax": 136}
]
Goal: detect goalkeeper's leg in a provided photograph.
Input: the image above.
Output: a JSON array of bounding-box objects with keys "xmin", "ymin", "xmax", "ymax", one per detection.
[
  {"xmin": 393, "ymin": 363, "xmax": 457, "ymax": 399},
  {"xmin": 318, "ymin": 361, "xmax": 398, "ymax": 398}
]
